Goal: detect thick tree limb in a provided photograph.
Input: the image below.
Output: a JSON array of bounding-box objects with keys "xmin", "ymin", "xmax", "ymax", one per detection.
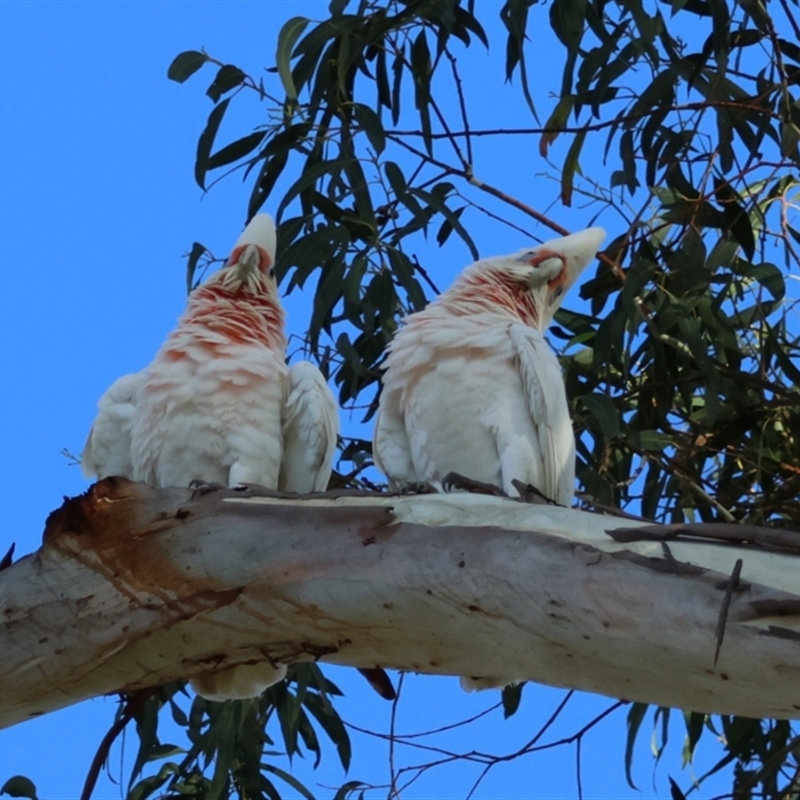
[{"xmin": 1, "ymin": 478, "xmax": 799, "ymax": 729}]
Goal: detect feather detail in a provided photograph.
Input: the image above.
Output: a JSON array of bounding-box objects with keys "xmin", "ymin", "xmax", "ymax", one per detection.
[
  {"xmin": 82, "ymin": 372, "xmax": 145, "ymax": 480},
  {"xmin": 280, "ymin": 361, "xmax": 339, "ymax": 493}
]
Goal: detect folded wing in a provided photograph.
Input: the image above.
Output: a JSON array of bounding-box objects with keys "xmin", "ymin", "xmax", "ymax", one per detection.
[
  {"xmin": 509, "ymin": 324, "xmax": 576, "ymax": 507},
  {"xmin": 81, "ymin": 371, "xmax": 145, "ymax": 480},
  {"xmin": 280, "ymin": 361, "xmax": 339, "ymax": 492}
]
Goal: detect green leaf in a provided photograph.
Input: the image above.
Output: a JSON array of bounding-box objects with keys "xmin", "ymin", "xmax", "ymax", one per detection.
[
  {"xmin": 550, "ymin": 0, "xmax": 587, "ymax": 52},
  {"xmin": 624, "ymin": 702, "xmax": 649, "ymax": 789},
  {"xmin": 411, "ymin": 30, "xmax": 433, "ymax": 155},
  {"xmin": 0, "ymin": 777, "xmax": 37, "ymax": 800},
  {"xmin": 620, "ymin": 129, "xmax": 639, "ymax": 195},
  {"xmin": 128, "ymin": 763, "xmax": 180, "ymax": 800},
  {"xmin": 334, "ymin": 781, "xmax": 369, "ymax": 800},
  {"xmin": 454, "ymin": 5, "xmax": 489, "ymax": 49},
  {"xmin": 721, "ymin": 200, "xmax": 755, "ymax": 261},
  {"xmin": 411, "ymin": 185, "xmax": 479, "ymax": 260},
  {"xmin": 501, "ymin": 682, "xmax": 524, "ymax": 718},
  {"xmin": 208, "ymin": 702, "xmax": 242, "ymax": 800},
  {"xmin": 748, "ymin": 262, "xmax": 785, "ymax": 302},
  {"xmin": 206, "ymin": 64, "xmax": 246, "ymax": 103},
  {"xmin": 303, "ymin": 690, "xmax": 352, "ymax": 771},
  {"xmin": 129, "ymin": 694, "xmax": 160, "ymax": 789},
  {"xmin": 539, "ymin": 95, "xmax": 575, "ymax": 158},
  {"xmin": 384, "ymin": 161, "xmax": 407, "ymax": 196},
  {"xmin": 185, "ymin": 241, "xmax": 207, "ymax": 294},
  {"xmin": 207, "ymin": 130, "xmax": 267, "ymax": 171},
  {"xmin": 500, "ymin": 0, "xmax": 539, "ymax": 120},
  {"xmin": 580, "ymin": 393, "xmax": 620, "ymax": 439},
  {"xmin": 682, "ymin": 711, "xmax": 706, "ymax": 766},
  {"xmin": 780, "ymin": 121, "xmax": 800, "ymax": 158},
  {"xmin": 561, "ymin": 129, "xmax": 586, "ymax": 206},
  {"xmin": 386, "ymin": 248, "xmax": 428, "ymax": 311},
  {"xmin": 261, "ymin": 762, "xmax": 316, "ymax": 800},
  {"xmin": 195, "ymin": 97, "xmax": 231, "ymax": 190},
  {"xmin": 435, "ymin": 205, "xmax": 465, "ymax": 248},
  {"xmin": 779, "ymin": 38, "xmax": 800, "ymax": 64},
  {"xmin": 276, "ymin": 16, "xmax": 310, "ymax": 100},
  {"xmin": 276, "ymin": 156, "xmax": 352, "ymax": 220},
  {"xmin": 376, "ymin": 47, "xmax": 391, "ymax": 111},
  {"xmin": 669, "ymin": 777, "xmax": 688, "ymax": 800},
  {"xmin": 167, "ymin": 50, "xmax": 207, "ymax": 83},
  {"xmin": 391, "ymin": 45, "xmax": 404, "ymax": 126},
  {"xmin": 652, "ymin": 706, "xmax": 671, "ymax": 766},
  {"xmin": 352, "ymin": 103, "xmax": 386, "ymax": 154},
  {"xmin": 249, "ymin": 150, "xmax": 290, "ymax": 219}
]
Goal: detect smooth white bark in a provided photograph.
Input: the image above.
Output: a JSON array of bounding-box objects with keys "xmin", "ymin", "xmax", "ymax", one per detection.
[{"xmin": 1, "ymin": 478, "xmax": 799, "ymax": 729}]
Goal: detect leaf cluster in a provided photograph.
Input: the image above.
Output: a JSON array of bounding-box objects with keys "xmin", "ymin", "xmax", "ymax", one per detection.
[{"xmin": 96, "ymin": 666, "xmax": 351, "ymax": 800}]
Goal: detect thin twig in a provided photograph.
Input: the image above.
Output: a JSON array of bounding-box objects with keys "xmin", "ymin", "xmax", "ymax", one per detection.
[
  {"xmin": 778, "ymin": 0, "xmax": 800, "ymax": 41},
  {"xmin": 388, "ymin": 672, "xmax": 405, "ymax": 799},
  {"xmin": 465, "ymin": 691, "xmax": 575, "ymax": 799},
  {"xmin": 345, "ymin": 701, "xmax": 501, "ymax": 741},
  {"xmin": 446, "ymin": 51, "xmax": 473, "ymax": 167}
]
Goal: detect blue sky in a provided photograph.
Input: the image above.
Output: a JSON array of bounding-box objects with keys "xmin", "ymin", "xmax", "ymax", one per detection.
[{"xmin": 0, "ymin": 2, "xmax": 750, "ymax": 797}]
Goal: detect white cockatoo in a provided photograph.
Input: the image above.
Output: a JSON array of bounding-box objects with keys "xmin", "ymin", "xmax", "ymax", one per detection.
[
  {"xmin": 374, "ymin": 227, "xmax": 605, "ymax": 506},
  {"xmin": 82, "ymin": 213, "xmax": 339, "ymax": 700},
  {"xmin": 373, "ymin": 227, "xmax": 605, "ymax": 692}
]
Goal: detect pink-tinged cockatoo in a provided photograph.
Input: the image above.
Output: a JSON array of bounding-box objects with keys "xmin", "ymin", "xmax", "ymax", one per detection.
[
  {"xmin": 374, "ymin": 227, "xmax": 605, "ymax": 504},
  {"xmin": 373, "ymin": 227, "xmax": 605, "ymax": 691},
  {"xmin": 81, "ymin": 213, "xmax": 339, "ymax": 700},
  {"xmin": 373, "ymin": 228, "xmax": 605, "ymax": 691}
]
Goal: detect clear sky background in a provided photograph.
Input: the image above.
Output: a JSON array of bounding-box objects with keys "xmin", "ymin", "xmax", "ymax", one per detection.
[{"xmin": 0, "ymin": 2, "xmax": 758, "ymax": 798}]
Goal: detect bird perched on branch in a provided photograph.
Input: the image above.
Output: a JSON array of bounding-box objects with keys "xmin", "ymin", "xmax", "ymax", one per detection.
[
  {"xmin": 374, "ymin": 227, "xmax": 606, "ymax": 506},
  {"xmin": 373, "ymin": 227, "xmax": 605, "ymax": 693},
  {"xmin": 82, "ymin": 213, "xmax": 339, "ymax": 700}
]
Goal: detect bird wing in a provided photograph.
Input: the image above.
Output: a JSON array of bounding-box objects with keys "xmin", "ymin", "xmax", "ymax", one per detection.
[
  {"xmin": 509, "ymin": 324, "xmax": 576, "ymax": 505},
  {"xmin": 81, "ymin": 371, "xmax": 145, "ymax": 480},
  {"xmin": 373, "ymin": 382, "xmax": 417, "ymax": 488},
  {"xmin": 279, "ymin": 361, "xmax": 339, "ymax": 492}
]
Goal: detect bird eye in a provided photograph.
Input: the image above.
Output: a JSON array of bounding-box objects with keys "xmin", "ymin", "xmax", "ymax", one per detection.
[
  {"xmin": 268, "ymin": 266, "xmax": 276, "ymax": 279},
  {"xmin": 553, "ymin": 287, "xmax": 563, "ymax": 298}
]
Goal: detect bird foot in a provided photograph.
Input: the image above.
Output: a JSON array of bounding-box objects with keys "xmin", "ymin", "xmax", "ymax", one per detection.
[
  {"xmin": 189, "ymin": 480, "xmax": 228, "ymax": 498},
  {"xmin": 396, "ymin": 481, "xmax": 439, "ymax": 495},
  {"xmin": 441, "ymin": 472, "xmax": 507, "ymax": 497},
  {"xmin": 509, "ymin": 479, "xmax": 559, "ymax": 505}
]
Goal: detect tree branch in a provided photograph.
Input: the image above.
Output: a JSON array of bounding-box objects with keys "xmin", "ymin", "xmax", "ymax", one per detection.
[{"xmin": 2, "ymin": 478, "xmax": 799, "ymax": 731}]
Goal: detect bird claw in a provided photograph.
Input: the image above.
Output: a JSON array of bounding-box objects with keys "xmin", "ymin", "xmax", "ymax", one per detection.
[
  {"xmin": 509, "ymin": 479, "xmax": 559, "ymax": 505},
  {"xmin": 396, "ymin": 481, "xmax": 439, "ymax": 495},
  {"xmin": 189, "ymin": 480, "xmax": 228, "ymax": 498},
  {"xmin": 441, "ymin": 472, "xmax": 507, "ymax": 497}
]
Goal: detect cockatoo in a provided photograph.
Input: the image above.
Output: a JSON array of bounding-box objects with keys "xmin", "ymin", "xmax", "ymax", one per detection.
[
  {"xmin": 373, "ymin": 227, "xmax": 605, "ymax": 692},
  {"xmin": 372, "ymin": 228, "xmax": 605, "ymax": 691},
  {"xmin": 82, "ymin": 213, "xmax": 339, "ymax": 700},
  {"xmin": 374, "ymin": 227, "xmax": 605, "ymax": 506}
]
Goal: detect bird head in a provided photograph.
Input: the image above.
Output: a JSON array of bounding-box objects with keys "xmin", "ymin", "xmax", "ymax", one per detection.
[
  {"xmin": 456, "ymin": 227, "xmax": 606, "ymax": 330},
  {"xmin": 219, "ymin": 214, "xmax": 278, "ymax": 295}
]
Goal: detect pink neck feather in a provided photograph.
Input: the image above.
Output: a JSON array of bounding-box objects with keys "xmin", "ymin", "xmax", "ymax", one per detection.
[
  {"xmin": 430, "ymin": 270, "xmax": 543, "ymax": 328},
  {"xmin": 162, "ymin": 277, "xmax": 286, "ymax": 359}
]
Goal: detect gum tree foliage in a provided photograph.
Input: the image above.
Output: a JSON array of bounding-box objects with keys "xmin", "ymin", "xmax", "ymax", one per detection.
[{"xmin": 4, "ymin": 1, "xmax": 800, "ymax": 798}]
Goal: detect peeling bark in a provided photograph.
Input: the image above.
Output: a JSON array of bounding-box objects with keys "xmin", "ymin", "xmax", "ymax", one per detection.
[{"xmin": 1, "ymin": 477, "xmax": 799, "ymax": 729}]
